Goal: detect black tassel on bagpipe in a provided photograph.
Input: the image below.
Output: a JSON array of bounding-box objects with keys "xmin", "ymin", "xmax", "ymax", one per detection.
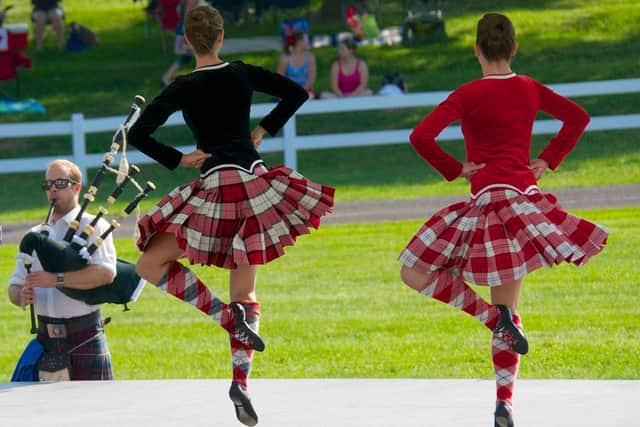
[{"xmin": 17, "ymin": 96, "xmax": 154, "ymax": 326}]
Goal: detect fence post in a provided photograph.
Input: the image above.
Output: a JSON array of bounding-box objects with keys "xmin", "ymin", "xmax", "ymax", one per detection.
[
  {"xmin": 71, "ymin": 113, "xmax": 87, "ymax": 182},
  {"xmin": 283, "ymin": 115, "xmax": 297, "ymax": 170}
]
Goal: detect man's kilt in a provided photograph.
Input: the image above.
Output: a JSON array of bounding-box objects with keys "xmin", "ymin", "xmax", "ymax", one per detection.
[{"xmin": 38, "ymin": 326, "xmax": 113, "ymax": 380}]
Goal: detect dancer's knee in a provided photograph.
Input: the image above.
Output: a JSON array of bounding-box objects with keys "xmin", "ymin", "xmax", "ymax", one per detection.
[
  {"xmin": 135, "ymin": 253, "xmax": 169, "ymax": 284},
  {"xmin": 135, "ymin": 232, "xmax": 182, "ymax": 282},
  {"xmin": 134, "ymin": 254, "xmax": 154, "ymax": 281},
  {"xmin": 400, "ymin": 265, "xmax": 426, "ymax": 291}
]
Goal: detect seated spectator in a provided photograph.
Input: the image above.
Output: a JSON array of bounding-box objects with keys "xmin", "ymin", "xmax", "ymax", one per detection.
[
  {"xmin": 378, "ymin": 70, "xmax": 408, "ymax": 96},
  {"xmin": 346, "ymin": 5, "xmax": 379, "ymax": 41},
  {"xmin": 31, "ymin": 0, "xmax": 65, "ymax": 51},
  {"xmin": 320, "ymin": 37, "xmax": 373, "ymax": 99},
  {"xmin": 277, "ymin": 31, "xmax": 316, "ymax": 99},
  {"xmin": 279, "ymin": 16, "xmax": 309, "ymax": 40}
]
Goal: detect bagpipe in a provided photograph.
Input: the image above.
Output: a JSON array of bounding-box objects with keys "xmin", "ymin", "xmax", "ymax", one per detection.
[{"xmin": 16, "ymin": 96, "xmax": 155, "ymax": 332}]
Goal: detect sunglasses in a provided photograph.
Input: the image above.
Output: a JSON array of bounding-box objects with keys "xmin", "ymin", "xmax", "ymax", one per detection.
[{"xmin": 41, "ymin": 178, "xmax": 78, "ymax": 191}]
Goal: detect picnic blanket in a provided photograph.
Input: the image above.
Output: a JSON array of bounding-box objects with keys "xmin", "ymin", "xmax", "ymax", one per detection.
[{"xmin": 0, "ymin": 98, "xmax": 45, "ymax": 114}]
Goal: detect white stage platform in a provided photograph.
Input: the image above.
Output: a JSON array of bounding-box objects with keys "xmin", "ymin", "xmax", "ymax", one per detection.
[{"xmin": 0, "ymin": 379, "xmax": 636, "ymax": 427}]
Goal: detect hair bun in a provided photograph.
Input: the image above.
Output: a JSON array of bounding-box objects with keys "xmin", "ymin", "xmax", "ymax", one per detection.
[
  {"xmin": 192, "ymin": 9, "xmax": 205, "ymax": 22},
  {"xmin": 476, "ymin": 13, "xmax": 515, "ymax": 61}
]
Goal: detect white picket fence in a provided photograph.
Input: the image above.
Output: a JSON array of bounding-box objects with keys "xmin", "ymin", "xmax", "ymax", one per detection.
[{"xmin": 0, "ymin": 77, "xmax": 638, "ymax": 178}]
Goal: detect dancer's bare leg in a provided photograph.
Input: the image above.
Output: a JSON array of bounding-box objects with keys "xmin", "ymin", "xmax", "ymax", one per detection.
[
  {"xmin": 135, "ymin": 232, "xmax": 184, "ymax": 283},
  {"xmin": 490, "ymin": 280, "xmax": 522, "ymax": 311},
  {"xmin": 230, "ymin": 263, "xmax": 257, "ymax": 302}
]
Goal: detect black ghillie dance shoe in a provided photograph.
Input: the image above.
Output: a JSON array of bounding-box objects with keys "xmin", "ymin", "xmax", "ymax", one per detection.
[
  {"xmin": 229, "ymin": 381, "xmax": 258, "ymax": 426},
  {"xmin": 494, "ymin": 305, "xmax": 528, "ymax": 355},
  {"xmin": 494, "ymin": 401, "xmax": 514, "ymax": 427},
  {"xmin": 230, "ymin": 302, "xmax": 265, "ymax": 352}
]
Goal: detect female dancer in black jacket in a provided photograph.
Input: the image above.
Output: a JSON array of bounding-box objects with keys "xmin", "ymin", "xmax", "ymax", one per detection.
[{"xmin": 128, "ymin": 5, "xmax": 334, "ymax": 426}]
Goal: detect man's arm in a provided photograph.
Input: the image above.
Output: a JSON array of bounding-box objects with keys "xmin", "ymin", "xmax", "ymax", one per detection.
[
  {"xmin": 25, "ymin": 264, "xmax": 116, "ymax": 290},
  {"xmin": 8, "ymin": 283, "xmax": 22, "ymax": 306},
  {"xmin": 8, "ymin": 249, "xmax": 29, "ymax": 307},
  {"xmin": 8, "ymin": 283, "xmax": 34, "ymax": 308}
]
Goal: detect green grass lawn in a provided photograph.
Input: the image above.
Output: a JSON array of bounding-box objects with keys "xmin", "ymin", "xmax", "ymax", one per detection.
[
  {"xmin": 1, "ymin": 207, "xmax": 638, "ymax": 380},
  {"xmin": 1, "ymin": 0, "xmax": 637, "ymax": 119}
]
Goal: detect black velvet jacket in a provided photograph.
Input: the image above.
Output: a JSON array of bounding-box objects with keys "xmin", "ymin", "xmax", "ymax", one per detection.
[{"xmin": 128, "ymin": 60, "xmax": 309, "ymax": 174}]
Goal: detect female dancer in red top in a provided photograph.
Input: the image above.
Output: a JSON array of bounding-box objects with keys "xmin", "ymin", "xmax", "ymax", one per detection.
[
  {"xmin": 398, "ymin": 13, "xmax": 607, "ymax": 427},
  {"xmin": 128, "ymin": 5, "xmax": 334, "ymax": 426}
]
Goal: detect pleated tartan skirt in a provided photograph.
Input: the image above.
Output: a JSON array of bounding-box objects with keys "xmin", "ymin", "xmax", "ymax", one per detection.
[
  {"xmin": 398, "ymin": 187, "xmax": 608, "ymax": 287},
  {"xmin": 137, "ymin": 165, "xmax": 335, "ymax": 269}
]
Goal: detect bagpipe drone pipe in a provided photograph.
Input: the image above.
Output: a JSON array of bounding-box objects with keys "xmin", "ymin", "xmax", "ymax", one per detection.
[{"xmin": 17, "ymin": 95, "xmax": 156, "ymax": 319}]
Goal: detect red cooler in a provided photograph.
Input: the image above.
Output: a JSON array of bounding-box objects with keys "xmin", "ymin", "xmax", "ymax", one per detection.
[
  {"xmin": 6, "ymin": 24, "xmax": 29, "ymax": 50},
  {"xmin": 0, "ymin": 23, "xmax": 31, "ymax": 82}
]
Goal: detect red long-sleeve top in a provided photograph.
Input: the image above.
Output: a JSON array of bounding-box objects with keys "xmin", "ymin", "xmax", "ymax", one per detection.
[{"xmin": 409, "ymin": 74, "xmax": 590, "ymax": 196}]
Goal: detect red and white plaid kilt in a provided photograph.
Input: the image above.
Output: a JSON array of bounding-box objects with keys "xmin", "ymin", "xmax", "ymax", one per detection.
[
  {"xmin": 399, "ymin": 188, "xmax": 608, "ymax": 286},
  {"xmin": 137, "ymin": 165, "xmax": 335, "ymax": 269}
]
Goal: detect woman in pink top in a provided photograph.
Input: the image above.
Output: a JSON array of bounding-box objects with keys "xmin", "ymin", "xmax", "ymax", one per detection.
[
  {"xmin": 398, "ymin": 13, "xmax": 607, "ymax": 427},
  {"xmin": 320, "ymin": 38, "xmax": 372, "ymax": 98}
]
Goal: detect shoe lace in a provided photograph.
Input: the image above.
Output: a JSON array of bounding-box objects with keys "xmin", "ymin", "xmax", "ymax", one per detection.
[
  {"xmin": 234, "ymin": 325, "xmax": 256, "ymax": 347},
  {"xmin": 496, "ymin": 323, "xmax": 523, "ymax": 348},
  {"xmin": 498, "ymin": 327, "xmax": 516, "ymax": 346}
]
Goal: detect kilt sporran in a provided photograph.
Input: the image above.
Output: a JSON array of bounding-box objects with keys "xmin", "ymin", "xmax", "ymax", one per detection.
[{"xmin": 37, "ymin": 352, "xmax": 72, "ymax": 381}]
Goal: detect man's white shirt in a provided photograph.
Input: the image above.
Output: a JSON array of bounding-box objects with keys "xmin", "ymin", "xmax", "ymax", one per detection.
[{"xmin": 8, "ymin": 206, "xmax": 117, "ymax": 318}]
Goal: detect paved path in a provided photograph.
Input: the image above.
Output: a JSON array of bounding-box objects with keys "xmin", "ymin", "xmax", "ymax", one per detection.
[
  {"xmin": 220, "ymin": 36, "xmax": 281, "ymax": 55},
  {"xmin": 0, "ymin": 379, "xmax": 636, "ymax": 426},
  {"xmin": 2, "ymin": 184, "xmax": 639, "ymax": 244},
  {"xmin": 219, "ymin": 30, "xmax": 403, "ymax": 55},
  {"xmin": 323, "ymin": 183, "xmax": 640, "ymax": 225}
]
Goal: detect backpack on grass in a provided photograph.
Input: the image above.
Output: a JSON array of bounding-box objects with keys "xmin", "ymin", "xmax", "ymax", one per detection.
[{"xmin": 67, "ymin": 22, "xmax": 99, "ymax": 52}]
